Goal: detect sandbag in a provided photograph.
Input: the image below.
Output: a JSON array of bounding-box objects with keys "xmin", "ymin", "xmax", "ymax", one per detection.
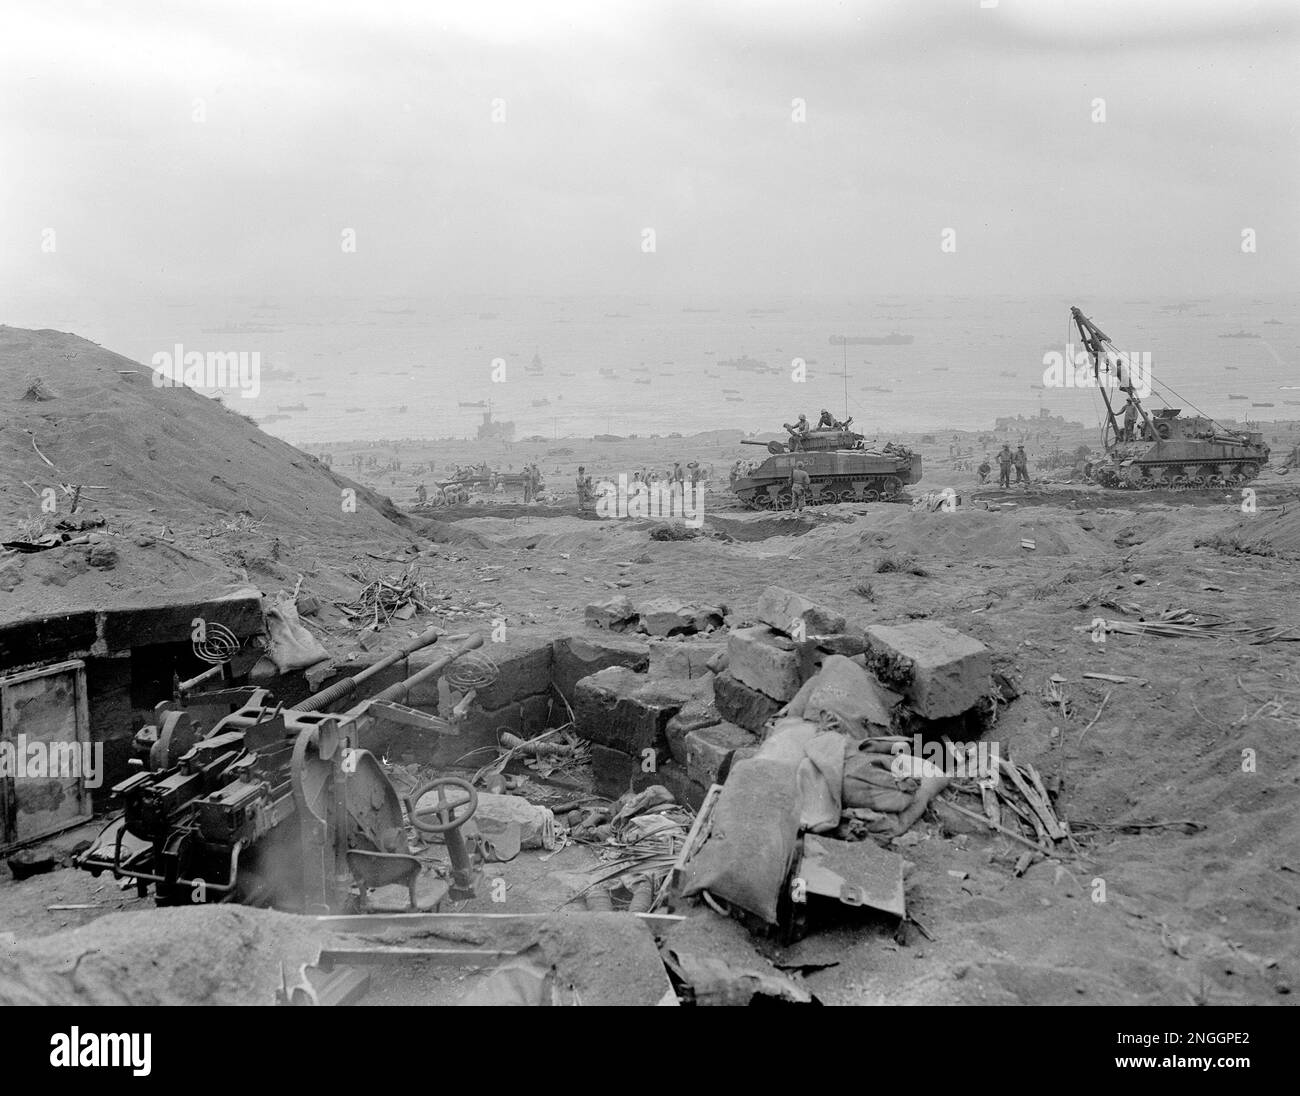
[
  {"xmin": 842, "ymin": 742, "xmax": 918, "ymax": 814},
  {"xmin": 263, "ymin": 591, "xmax": 329, "ymax": 672},
  {"xmin": 758, "ymin": 718, "xmax": 844, "ymax": 833},
  {"xmin": 680, "ymin": 758, "xmax": 801, "ymax": 924}
]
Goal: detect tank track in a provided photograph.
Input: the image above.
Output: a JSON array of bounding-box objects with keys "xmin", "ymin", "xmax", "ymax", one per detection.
[
  {"xmin": 735, "ymin": 473, "xmax": 907, "ymax": 510},
  {"xmin": 1090, "ymin": 459, "xmax": 1263, "ymax": 490}
]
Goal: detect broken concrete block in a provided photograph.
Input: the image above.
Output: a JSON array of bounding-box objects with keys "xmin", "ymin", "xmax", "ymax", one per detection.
[
  {"xmin": 812, "ymin": 631, "xmax": 868, "ymax": 657},
  {"xmin": 798, "ymin": 654, "xmax": 898, "ymax": 733},
  {"xmin": 585, "ymin": 595, "xmax": 638, "ymax": 632},
  {"xmin": 637, "ymin": 598, "xmax": 725, "ymax": 637},
  {"xmin": 551, "ymin": 634, "xmax": 650, "ymax": 706},
  {"xmin": 863, "ymin": 622, "xmax": 992, "ymax": 720},
  {"xmin": 573, "ymin": 666, "xmax": 693, "ymax": 756},
  {"xmin": 649, "ymin": 638, "xmax": 724, "ymax": 680},
  {"xmin": 591, "ymin": 744, "xmax": 702, "ymax": 807},
  {"xmin": 713, "ymin": 670, "xmax": 782, "ymax": 734},
  {"xmin": 467, "ymin": 641, "xmax": 553, "ymax": 709},
  {"xmin": 686, "ymin": 722, "xmax": 759, "ymax": 788},
  {"xmin": 665, "ymin": 695, "xmax": 722, "ymax": 766},
  {"xmin": 756, "ymin": 586, "xmax": 846, "ymax": 638},
  {"xmin": 6, "ymin": 845, "xmax": 64, "ymax": 881},
  {"xmin": 727, "ymin": 625, "xmax": 801, "ymax": 702}
]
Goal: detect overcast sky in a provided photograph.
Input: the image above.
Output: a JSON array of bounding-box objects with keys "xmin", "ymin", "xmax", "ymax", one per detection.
[{"xmin": 3, "ymin": 0, "xmax": 1297, "ymax": 307}]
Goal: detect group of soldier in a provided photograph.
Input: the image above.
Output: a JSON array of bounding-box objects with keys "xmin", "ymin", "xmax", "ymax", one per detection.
[
  {"xmin": 521, "ymin": 463, "xmax": 544, "ymax": 503},
  {"xmin": 977, "ymin": 443, "xmax": 1031, "ymax": 488},
  {"xmin": 783, "ymin": 409, "xmax": 853, "ymax": 450}
]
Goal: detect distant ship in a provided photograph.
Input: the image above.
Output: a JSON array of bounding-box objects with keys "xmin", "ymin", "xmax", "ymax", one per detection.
[
  {"xmin": 830, "ymin": 333, "xmax": 914, "ymax": 346},
  {"xmin": 633, "ymin": 378, "xmax": 651, "ymax": 386},
  {"xmin": 932, "ymin": 367, "xmax": 949, "ymax": 372},
  {"xmin": 1218, "ymin": 331, "xmax": 1260, "ymax": 339},
  {"xmin": 345, "ymin": 408, "xmax": 363, "ymax": 414},
  {"xmin": 630, "ymin": 365, "xmax": 650, "ymax": 373},
  {"xmin": 720, "ymin": 355, "xmax": 768, "ymax": 372},
  {"xmin": 527, "ymin": 353, "xmax": 544, "ymax": 375},
  {"xmin": 725, "ymin": 396, "xmax": 743, "ymax": 402},
  {"xmin": 722, "ymin": 388, "xmax": 739, "ymax": 394},
  {"xmin": 1265, "ymin": 318, "xmax": 1283, "ymax": 325},
  {"xmin": 201, "ymin": 321, "xmax": 280, "ymax": 334},
  {"xmin": 476, "ymin": 406, "xmax": 515, "ymax": 441},
  {"xmin": 1285, "ymin": 400, "xmax": 1300, "ymax": 406},
  {"xmin": 1252, "ymin": 402, "xmax": 1275, "ymax": 408},
  {"xmin": 1228, "ymin": 394, "xmax": 1248, "ymax": 400},
  {"xmin": 459, "ymin": 400, "xmax": 486, "ymax": 408},
  {"xmin": 1225, "ymin": 366, "xmax": 1239, "ymax": 371},
  {"xmin": 532, "ymin": 398, "xmax": 551, "ymax": 407},
  {"xmin": 277, "ymin": 403, "xmax": 307, "ymax": 411}
]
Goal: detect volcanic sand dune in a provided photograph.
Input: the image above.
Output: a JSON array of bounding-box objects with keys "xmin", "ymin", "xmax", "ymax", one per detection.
[{"xmin": 0, "ymin": 327, "xmax": 419, "ymax": 621}]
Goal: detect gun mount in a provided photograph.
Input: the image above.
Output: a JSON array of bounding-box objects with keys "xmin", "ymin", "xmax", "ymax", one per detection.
[{"xmin": 76, "ymin": 631, "xmax": 510, "ymax": 914}]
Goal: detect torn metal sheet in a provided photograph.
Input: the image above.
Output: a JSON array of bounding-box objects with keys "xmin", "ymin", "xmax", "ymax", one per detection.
[{"xmin": 798, "ymin": 834, "xmax": 906, "ymax": 918}]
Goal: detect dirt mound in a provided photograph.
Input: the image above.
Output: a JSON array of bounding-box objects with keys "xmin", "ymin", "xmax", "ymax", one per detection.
[
  {"xmin": 0, "ymin": 905, "xmax": 331, "ymax": 1005},
  {"xmin": 1230, "ymin": 505, "xmax": 1300, "ymax": 558},
  {"xmin": 845, "ymin": 507, "xmax": 1106, "ymax": 559},
  {"xmin": 1, "ymin": 326, "xmax": 406, "ymax": 537},
  {"xmin": 1, "ymin": 326, "xmax": 415, "ymax": 621}
]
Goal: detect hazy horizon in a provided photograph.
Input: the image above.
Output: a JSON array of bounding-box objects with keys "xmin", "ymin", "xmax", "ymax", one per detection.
[{"xmin": 4, "ymin": 0, "xmax": 1298, "ymax": 322}]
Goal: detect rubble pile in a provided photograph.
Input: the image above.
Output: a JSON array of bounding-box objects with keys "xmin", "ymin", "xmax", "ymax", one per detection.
[{"xmin": 562, "ymin": 585, "xmax": 1007, "ymax": 941}]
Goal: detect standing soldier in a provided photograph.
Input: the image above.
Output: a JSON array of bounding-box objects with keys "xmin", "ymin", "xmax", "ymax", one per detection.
[
  {"xmin": 523, "ymin": 464, "xmax": 534, "ymax": 503},
  {"xmin": 576, "ymin": 466, "xmax": 588, "ymax": 511},
  {"xmin": 997, "ymin": 443, "xmax": 1014, "ymax": 488},
  {"xmin": 791, "ymin": 460, "xmax": 811, "ymax": 512},
  {"xmin": 1014, "ymin": 445, "xmax": 1030, "ymax": 487}
]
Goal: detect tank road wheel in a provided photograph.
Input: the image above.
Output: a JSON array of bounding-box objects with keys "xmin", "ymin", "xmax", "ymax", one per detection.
[
  {"xmin": 880, "ymin": 476, "xmax": 903, "ymax": 500},
  {"xmin": 751, "ymin": 492, "xmax": 772, "ymax": 510},
  {"xmin": 1171, "ymin": 475, "xmax": 1189, "ymax": 490},
  {"xmin": 1239, "ymin": 462, "xmax": 1259, "ymax": 482},
  {"xmin": 1147, "ymin": 466, "xmax": 1170, "ymax": 489},
  {"xmin": 776, "ymin": 488, "xmax": 793, "ymax": 510},
  {"xmin": 863, "ymin": 489, "xmax": 880, "ymax": 502},
  {"xmin": 838, "ymin": 488, "xmax": 857, "ymax": 503}
]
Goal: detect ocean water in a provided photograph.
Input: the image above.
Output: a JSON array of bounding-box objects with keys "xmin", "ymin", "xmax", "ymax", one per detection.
[{"xmin": 28, "ymin": 293, "xmax": 1299, "ymax": 444}]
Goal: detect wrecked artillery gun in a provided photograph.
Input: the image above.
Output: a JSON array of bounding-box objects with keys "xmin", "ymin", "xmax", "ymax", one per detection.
[
  {"xmin": 76, "ymin": 630, "xmax": 509, "ymax": 913},
  {"xmin": 733, "ymin": 426, "xmax": 922, "ymax": 508}
]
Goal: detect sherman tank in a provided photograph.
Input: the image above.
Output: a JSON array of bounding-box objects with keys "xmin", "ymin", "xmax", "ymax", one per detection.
[
  {"xmin": 1071, "ymin": 307, "xmax": 1270, "ymax": 489},
  {"xmin": 731, "ymin": 425, "xmax": 922, "ymax": 508}
]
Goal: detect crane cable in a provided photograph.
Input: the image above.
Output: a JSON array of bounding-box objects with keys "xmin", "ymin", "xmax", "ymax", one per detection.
[{"xmin": 1092, "ymin": 332, "xmax": 1236, "ymax": 437}]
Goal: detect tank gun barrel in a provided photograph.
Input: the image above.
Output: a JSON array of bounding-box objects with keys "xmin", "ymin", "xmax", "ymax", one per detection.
[{"xmin": 740, "ymin": 438, "xmax": 774, "ymax": 446}]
